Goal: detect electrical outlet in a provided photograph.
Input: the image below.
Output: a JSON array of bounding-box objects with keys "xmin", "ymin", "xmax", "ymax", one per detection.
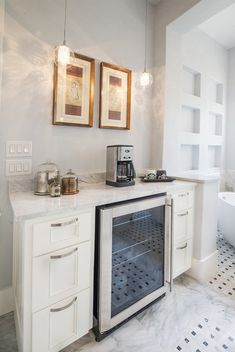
[
  {"xmin": 6, "ymin": 141, "xmax": 32, "ymax": 157},
  {"xmin": 6, "ymin": 159, "xmax": 32, "ymax": 176}
]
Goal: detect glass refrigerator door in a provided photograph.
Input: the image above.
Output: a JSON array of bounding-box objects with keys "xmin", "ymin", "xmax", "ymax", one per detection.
[{"xmin": 111, "ymin": 206, "xmax": 165, "ymax": 317}]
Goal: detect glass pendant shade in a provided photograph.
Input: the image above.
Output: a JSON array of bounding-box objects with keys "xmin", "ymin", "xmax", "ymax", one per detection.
[
  {"xmin": 56, "ymin": 44, "xmax": 70, "ymax": 65},
  {"xmin": 140, "ymin": 71, "xmax": 153, "ymax": 87}
]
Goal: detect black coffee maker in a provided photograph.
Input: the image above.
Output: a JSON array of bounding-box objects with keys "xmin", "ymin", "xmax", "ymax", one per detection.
[{"xmin": 106, "ymin": 145, "xmax": 136, "ymax": 187}]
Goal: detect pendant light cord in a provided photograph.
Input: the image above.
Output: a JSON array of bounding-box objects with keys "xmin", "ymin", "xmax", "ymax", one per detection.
[
  {"xmin": 144, "ymin": 0, "xmax": 148, "ymax": 72},
  {"xmin": 63, "ymin": 0, "xmax": 68, "ymax": 45}
]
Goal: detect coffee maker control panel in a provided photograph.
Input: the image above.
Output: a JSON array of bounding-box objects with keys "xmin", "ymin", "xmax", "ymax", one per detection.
[{"xmin": 118, "ymin": 146, "xmax": 133, "ymax": 161}]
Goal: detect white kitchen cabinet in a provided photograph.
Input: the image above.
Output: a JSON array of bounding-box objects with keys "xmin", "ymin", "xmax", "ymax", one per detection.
[
  {"xmin": 32, "ymin": 289, "xmax": 90, "ymax": 352},
  {"xmin": 13, "ymin": 209, "xmax": 95, "ymax": 352},
  {"xmin": 173, "ymin": 239, "xmax": 193, "ymax": 278},
  {"xmin": 172, "ymin": 189, "xmax": 195, "ymax": 278},
  {"xmin": 32, "ymin": 241, "xmax": 91, "ymax": 312}
]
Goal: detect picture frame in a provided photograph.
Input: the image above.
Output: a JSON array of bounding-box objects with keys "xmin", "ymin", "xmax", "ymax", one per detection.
[
  {"xmin": 53, "ymin": 52, "xmax": 95, "ymax": 127},
  {"xmin": 99, "ymin": 62, "xmax": 132, "ymax": 130}
]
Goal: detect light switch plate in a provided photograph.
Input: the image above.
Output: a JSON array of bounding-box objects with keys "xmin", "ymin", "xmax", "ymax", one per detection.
[
  {"xmin": 6, "ymin": 141, "xmax": 32, "ymax": 157},
  {"xmin": 6, "ymin": 159, "xmax": 32, "ymax": 176}
]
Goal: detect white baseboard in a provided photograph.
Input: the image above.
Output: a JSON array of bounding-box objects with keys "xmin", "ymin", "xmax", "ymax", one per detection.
[
  {"xmin": 0, "ymin": 286, "xmax": 14, "ymax": 316},
  {"xmin": 187, "ymin": 250, "xmax": 218, "ymax": 283}
]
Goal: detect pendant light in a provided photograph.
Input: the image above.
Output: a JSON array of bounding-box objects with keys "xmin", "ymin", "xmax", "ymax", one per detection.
[
  {"xmin": 140, "ymin": 0, "xmax": 153, "ymax": 87},
  {"xmin": 56, "ymin": 0, "xmax": 70, "ymax": 65}
]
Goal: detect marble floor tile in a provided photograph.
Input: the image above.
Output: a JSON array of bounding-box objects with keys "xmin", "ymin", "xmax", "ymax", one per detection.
[{"xmin": 1, "ymin": 235, "xmax": 235, "ymax": 352}]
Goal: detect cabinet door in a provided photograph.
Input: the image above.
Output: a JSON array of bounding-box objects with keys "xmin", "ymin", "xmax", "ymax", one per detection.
[
  {"xmin": 33, "ymin": 211, "xmax": 92, "ymax": 256},
  {"xmin": 173, "ymin": 209, "xmax": 193, "ymax": 243},
  {"xmin": 173, "ymin": 239, "xmax": 193, "ymax": 278},
  {"xmin": 173, "ymin": 191, "xmax": 194, "ymax": 212},
  {"xmin": 32, "ymin": 242, "xmax": 91, "ymax": 312},
  {"xmin": 32, "ymin": 289, "xmax": 90, "ymax": 352}
]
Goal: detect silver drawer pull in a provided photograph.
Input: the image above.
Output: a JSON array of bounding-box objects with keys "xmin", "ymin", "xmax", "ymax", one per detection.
[
  {"xmin": 178, "ymin": 193, "xmax": 187, "ymax": 197},
  {"xmin": 177, "ymin": 211, "xmax": 188, "ymax": 217},
  {"xmin": 176, "ymin": 243, "xmax": 188, "ymax": 250},
  {"xmin": 50, "ymin": 247, "xmax": 78, "ymax": 260},
  {"xmin": 51, "ymin": 218, "xmax": 78, "ymax": 228},
  {"xmin": 50, "ymin": 297, "xmax": 77, "ymax": 313}
]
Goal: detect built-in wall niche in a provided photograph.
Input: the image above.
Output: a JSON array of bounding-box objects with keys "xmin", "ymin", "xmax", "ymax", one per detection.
[
  {"xmin": 208, "ymin": 112, "xmax": 223, "ymax": 136},
  {"xmin": 208, "ymin": 145, "xmax": 221, "ymax": 169},
  {"xmin": 208, "ymin": 79, "xmax": 223, "ymax": 104},
  {"xmin": 182, "ymin": 106, "xmax": 200, "ymax": 134},
  {"xmin": 180, "ymin": 144, "xmax": 199, "ymax": 172},
  {"xmin": 182, "ymin": 66, "xmax": 201, "ymax": 97}
]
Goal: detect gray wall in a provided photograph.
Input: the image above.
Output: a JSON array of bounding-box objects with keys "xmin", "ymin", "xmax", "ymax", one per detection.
[{"xmin": 0, "ymin": 0, "xmax": 155, "ymax": 290}]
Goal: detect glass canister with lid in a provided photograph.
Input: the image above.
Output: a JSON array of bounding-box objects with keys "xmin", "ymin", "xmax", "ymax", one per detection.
[
  {"xmin": 34, "ymin": 161, "xmax": 60, "ymax": 196},
  {"xmin": 61, "ymin": 169, "xmax": 79, "ymax": 195}
]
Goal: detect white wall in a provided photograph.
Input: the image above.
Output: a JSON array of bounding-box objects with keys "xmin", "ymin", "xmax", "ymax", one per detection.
[
  {"xmin": 0, "ymin": 0, "xmax": 155, "ymax": 291},
  {"xmin": 151, "ymin": 0, "xmax": 200, "ymax": 168},
  {"xmin": 163, "ymin": 28, "xmax": 227, "ymax": 175},
  {"xmin": 226, "ymin": 47, "xmax": 235, "ymax": 170}
]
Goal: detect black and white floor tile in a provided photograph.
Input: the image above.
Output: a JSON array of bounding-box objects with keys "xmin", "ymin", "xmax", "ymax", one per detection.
[
  {"xmin": 1, "ymin": 233, "xmax": 235, "ymax": 352},
  {"xmin": 208, "ymin": 233, "xmax": 235, "ymax": 299}
]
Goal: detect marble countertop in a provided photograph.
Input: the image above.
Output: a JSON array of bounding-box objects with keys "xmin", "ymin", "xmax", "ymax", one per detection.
[
  {"xmin": 9, "ymin": 179, "xmax": 196, "ymax": 221},
  {"xmin": 173, "ymin": 173, "xmax": 220, "ymax": 184}
]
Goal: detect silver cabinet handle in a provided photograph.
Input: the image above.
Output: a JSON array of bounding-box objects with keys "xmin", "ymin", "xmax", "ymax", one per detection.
[
  {"xmin": 50, "ymin": 247, "xmax": 78, "ymax": 259},
  {"xmin": 51, "ymin": 218, "xmax": 78, "ymax": 228},
  {"xmin": 177, "ymin": 211, "xmax": 188, "ymax": 217},
  {"xmin": 176, "ymin": 243, "xmax": 188, "ymax": 250},
  {"xmin": 50, "ymin": 297, "xmax": 77, "ymax": 312}
]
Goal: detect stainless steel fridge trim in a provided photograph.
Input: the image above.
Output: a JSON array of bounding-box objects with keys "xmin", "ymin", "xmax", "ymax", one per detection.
[
  {"xmin": 111, "ymin": 196, "xmax": 166, "ymax": 219},
  {"xmin": 98, "ymin": 195, "xmax": 168, "ymax": 334},
  {"xmin": 170, "ymin": 198, "xmax": 174, "ymax": 291}
]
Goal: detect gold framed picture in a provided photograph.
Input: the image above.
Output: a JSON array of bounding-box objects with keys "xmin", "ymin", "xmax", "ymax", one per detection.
[
  {"xmin": 53, "ymin": 52, "xmax": 95, "ymax": 127},
  {"xmin": 99, "ymin": 62, "xmax": 132, "ymax": 130}
]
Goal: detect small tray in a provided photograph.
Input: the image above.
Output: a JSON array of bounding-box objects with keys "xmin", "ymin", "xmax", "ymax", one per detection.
[{"xmin": 140, "ymin": 176, "xmax": 175, "ymax": 183}]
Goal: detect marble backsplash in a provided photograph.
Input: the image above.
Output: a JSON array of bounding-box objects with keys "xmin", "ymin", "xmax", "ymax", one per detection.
[{"xmin": 8, "ymin": 172, "xmax": 106, "ymax": 193}]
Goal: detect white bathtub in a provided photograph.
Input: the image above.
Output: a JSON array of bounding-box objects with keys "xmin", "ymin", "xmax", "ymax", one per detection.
[{"xmin": 218, "ymin": 192, "xmax": 235, "ymax": 247}]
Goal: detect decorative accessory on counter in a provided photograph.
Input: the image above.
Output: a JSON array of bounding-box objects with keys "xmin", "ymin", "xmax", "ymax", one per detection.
[
  {"xmin": 55, "ymin": 0, "xmax": 70, "ymax": 65},
  {"xmin": 34, "ymin": 162, "xmax": 60, "ymax": 196},
  {"xmin": 53, "ymin": 51, "xmax": 95, "ymax": 127},
  {"xmin": 61, "ymin": 169, "xmax": 79, "ymax": 195},
  {"xmin": 145, "ymin": 169, "xmax": 157, "ymax": 180},
  {"xmin": 156, "ymin": 170, "xmax": 167, "ymax": 180},
  {"xmin": 140, "ymin": 0, "xmax": 153, "ymax": 88},
  {"xmin": 50, "ymin": 172, "xmax": 61, "ymax": 197},
  {"xmin": 141, "ymin": 169, "xmax": 175, "ymax": 182},
  {"xmin": 99, "ymin": 62, "xmax": 132, "ymax": 130}
]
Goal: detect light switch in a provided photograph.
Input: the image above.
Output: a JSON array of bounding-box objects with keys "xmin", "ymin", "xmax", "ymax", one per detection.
[
  {"xmin": 6, "ymin": 141, "xmax": 32, "ymax": 157},
  {"xmin": 6, "ymin": 159, "xmax": 32, "ymax": 176}
]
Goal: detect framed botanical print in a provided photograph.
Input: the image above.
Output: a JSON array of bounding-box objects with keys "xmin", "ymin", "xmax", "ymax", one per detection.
[
  {"xmin": 53, "ymin": 52, "xmax": 95, "ymax": 127},
  {"xmin": 99, "ymin": 62, "xmax": 132, "ymax": 130}
]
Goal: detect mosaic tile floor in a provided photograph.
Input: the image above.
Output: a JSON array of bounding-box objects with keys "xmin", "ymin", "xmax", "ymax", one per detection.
[
  {"xmin": 208, "ymin": 233, "xmax": 235, "ymax": 299},
  {"xmin": 1, "ymin": 235, "xmax": 235, "ymax": 352}
]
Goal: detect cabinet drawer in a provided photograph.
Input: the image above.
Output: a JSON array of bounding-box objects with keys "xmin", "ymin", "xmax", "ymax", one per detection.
[
  {"xmin": 173, "ymin": 239, "xmax": 193, "ymax": 279},
  {"xmin": 32, "ymin": 289, "xmax": 90, "ymax": 352},
  {"xmin": 173, "ymin": 190, "xmax": 193, "ymax": 212},
  {"xmin": 33, "ymin": 211, "xmax": 92, "ymax": 256},
  {"xmin": 174, "ymin": 209, "xmax": 193, "ymax": 243},
  {"xmin": 32, "ymin": 242, "xmax": 91, "ymax": 312}
]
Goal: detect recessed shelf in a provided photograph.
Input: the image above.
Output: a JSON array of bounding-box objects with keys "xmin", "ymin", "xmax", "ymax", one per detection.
[
  {"xmin": 208, "ymin": 79, "xmax": 223, "ymax": 104},
  {"xmin": 182, "ymin": 106, "xmax": 200, "ymax": 134},
  {"xmin": 180, "ymin": 144, "xmax": 199, "ymax": 172},
  {"xmin": 182, "ymin": 66, "xmax": 201, "ymax": 97},
  {"xmin": 208, "ymin": 112, "xmax": 222, "ymax": 136},
  {"xmin": 208, "ymin": 145, "xmax": 221, "ymax": 169}
]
